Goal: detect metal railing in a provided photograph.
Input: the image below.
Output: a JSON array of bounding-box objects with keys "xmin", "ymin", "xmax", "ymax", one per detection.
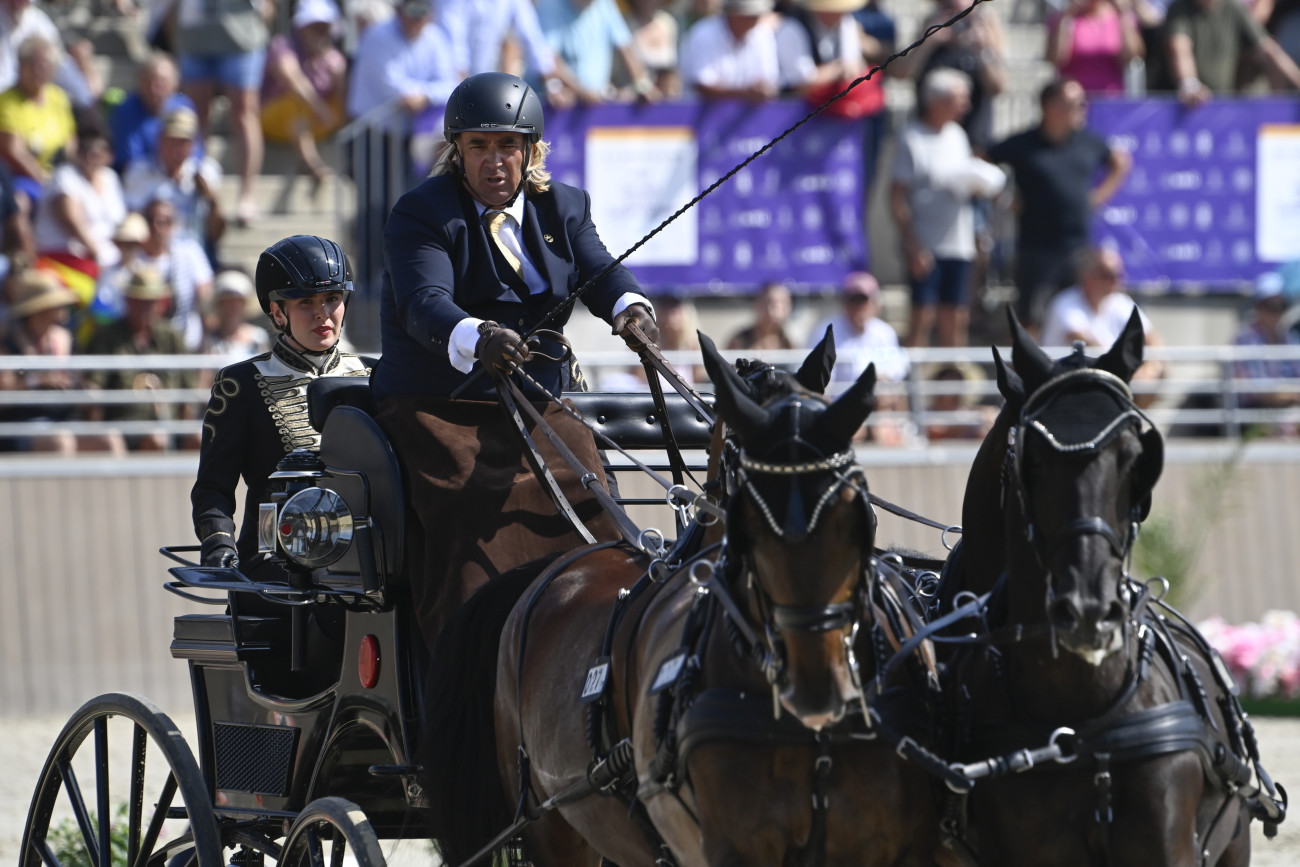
[{"xmin": 1, "ymin": 344, "xmax": 1298, "ymax": 450}]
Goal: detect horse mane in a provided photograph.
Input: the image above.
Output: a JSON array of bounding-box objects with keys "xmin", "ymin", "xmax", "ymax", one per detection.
[{"xmin": 419, "ymin": 553, "xmax": 562, "ymax": 865}]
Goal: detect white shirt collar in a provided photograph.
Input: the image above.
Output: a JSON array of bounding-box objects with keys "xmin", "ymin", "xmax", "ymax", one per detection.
[{"xmin": 474, "ymin": 192, "xmax": 527, "ymax": 227}]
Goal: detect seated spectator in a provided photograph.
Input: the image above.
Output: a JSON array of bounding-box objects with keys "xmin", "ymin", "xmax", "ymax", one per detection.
[
  {"xmin": 109, "ymin": 52, "xmax": 197, "ymax": 175},
  {"xmin": 682, "ymin": 0, "xmax": 783, "ymax": 101},
  {"xmin": 136, "ymin": 197, "xmax": 214, "ymax": 352},
  {"xmin": 0, "ymin": 36, "xmax": 75, "ymax": 207},
  {"xmin": 90, "ymin": 211, "xmax": 149, "ymax": 327},
  {"xmin": 726, "ymin": 280, "xmax": 795, "ymax": 351},
  {"xmin": 924, "ymin": 362, "xmax": 995, "ymax": 442},
  {"xmin": 33, "ymin": 122, "xmax": 126, "ymax": 308},
  {"xmin": 261, "ymin": 0, "xmax": 347, "ymax": 197},
  {"xmin": 536, "ymin": 0, "xmax": 657, "ymax": 102},
  {"xmin": 895, "ymin": 0, "xmax": 1006, "ymax": 153},
  {"xmin": 0, "ymin": 160, "xmax": 33, "ymax": 284},
  {"xmin": 807, "ymin": 271, "xmax": 911, "ymax": 443},
  {"xmin": 82, "ymin": 266, "xmax": 198, "ymax": 452},
  {"xmin": 202, "ymin": 267, "xmax": 271, "ymax": 358},
  {"xmin": 1040, "ymin": 245, "xmax": 1164, "ymax": 401},
  {"xmin": 1233, "ymin": 272, "xmax": 1300, "ymax": 435},
  {"xmin": 345, "ymin": 0, "xmax": 458, "ymax": 129},
  {"xmin": 623, "ymin": 0, "xmax": 681, "ymax": 98},
  {"xmin": 1271, "ymin": 0, "xmax": 1300, "ymax": 67},
  {"xmin": 0, "ymin": 268, "xmax": 84, "ymax": 454},
  {"xmin": 175, "ymin": 0, "xmax": 271, "ymax": 226},
  {"xmin": 890, "ymin": 68, "xmax": 1005, "ymax": 349},
  {"xmin": 122, "ymin": 107, "xmax": 225, "ymax": 255},
  {"xmin": 776, "ymin": 0, "xmax": 876, "ymax": 108},
  {"xmin": 1167, "ymin": 0, "xmax": 1300, "ymax": 103},
  {"xmin": 653, "ymin": 295, "xmax": 705, "ymax": 384},
  {"xmin": 1047, "ymin": 0, "xmax": 1144, "ymax": 94},
  {"xmin": 0, "ymin": 0, "xmax": 102, "ymax": 109}
]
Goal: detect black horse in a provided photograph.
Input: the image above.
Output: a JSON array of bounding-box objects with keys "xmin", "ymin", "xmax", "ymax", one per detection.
[{"xmin": 936, "ymin": 310, "xmax": 1285, "ymax": 866}]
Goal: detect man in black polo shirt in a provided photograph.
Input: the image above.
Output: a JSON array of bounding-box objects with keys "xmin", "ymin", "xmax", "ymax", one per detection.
[{"xmin": 987, "ymin": 78, "xmax": 1130, "ymax": 331}]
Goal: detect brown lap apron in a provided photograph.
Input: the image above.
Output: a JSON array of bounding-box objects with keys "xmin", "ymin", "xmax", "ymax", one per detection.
[{"xmin": 377, "ymin": 396, "xmax": 619, "ymax": 652}]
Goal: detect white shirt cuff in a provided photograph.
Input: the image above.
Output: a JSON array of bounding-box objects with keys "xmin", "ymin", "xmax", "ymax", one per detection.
[
  {"xmin": 449, "ymin": 317, "xmax": 485, "ymax": 374},
  {"xmin": 612, "ymin": 293, "xmax": 653, "ymax": 320}
]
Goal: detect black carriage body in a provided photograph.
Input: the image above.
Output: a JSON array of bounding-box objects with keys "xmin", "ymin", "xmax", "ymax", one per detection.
[
  {"xmin": 165, "ymin": 385, "xmax": 712, "ymax": 845},
  {"xmin": 170, "ymin": 389, "xmax": 428, "ymax": 834}
]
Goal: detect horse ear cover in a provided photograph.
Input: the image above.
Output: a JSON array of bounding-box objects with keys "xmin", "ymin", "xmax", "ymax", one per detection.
[
  {"xmin": 815, "ymin": 363, "xmax": 876, "ymax": 446},
  {"xmin": 1095, "ymin": 308, "xmax": 1145, "ymax": 384},
  {"xmin": 1133, "ymin": 426, "xmax": 1164, "ymax": 522},
  {"xmin": 700, "ymin": 331, "xmax": 771, "ymax": 442},
  {"xmin": 992, "ymin": 348, "xmax": 1024, "ymax": 407},
  {"xmin": 795, "ymin": 325, "xmax": 837, "ymax": 395},
  {"xmin": 1006, "ymin": 305, "xmax": 1054, "ymax": 393}
]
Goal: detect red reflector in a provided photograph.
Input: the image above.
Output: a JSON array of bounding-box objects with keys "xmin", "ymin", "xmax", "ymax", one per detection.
[
  {"xmin": 280, "ymin": 523, "xmax": 292, "ymax": 536},
  {"xmin": 358, "ymin": 635, "xmax": 381, "ymax": 689}
]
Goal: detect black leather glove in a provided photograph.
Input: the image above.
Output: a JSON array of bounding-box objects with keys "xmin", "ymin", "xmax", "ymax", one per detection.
[
  {"xmin": 475, "ymin": 321, "xmax": 531, "ymax": 373},
  {"xmin": 201, "ymin": 533, "xmax": 239, "ymax": 568},
  {"xmin": 612, "ymin": 303, "xmax": 659, "ymax": 349}
]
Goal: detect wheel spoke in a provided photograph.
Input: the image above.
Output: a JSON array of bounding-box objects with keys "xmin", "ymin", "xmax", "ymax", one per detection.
[
  {"xmin": 132, "ymin": 774, "xmax": 178, "ymax": 867},
  {"xmin": 328, "ymin": 826, "xmax": 346, "ymax": 867},
  {"xmin": 128, "ymin": 723, "xmax": 147, "ymax": 867},
  {"xmin": 95, "ymin": 717, "xmax": 111, "ymax": 867},
  {"xmin": 57, "ymin": 756, "xmax": 101, "ymax": 867},
  {"xmin": 305, "ymin": 826, "xmax": 326, "ymax": 867}
]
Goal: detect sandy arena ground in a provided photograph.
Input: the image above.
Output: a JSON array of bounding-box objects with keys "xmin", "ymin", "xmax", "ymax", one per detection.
[{"xmin": 2, "ymin": 712, "xmax": 1298, "ymax": 864}]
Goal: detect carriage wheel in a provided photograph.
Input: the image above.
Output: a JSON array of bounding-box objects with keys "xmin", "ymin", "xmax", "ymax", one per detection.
[
  {"xmin": 19, "ymin": 692, "xmax": 223, "ymax": 867},
  {"xmin": 278, "ymin": 797, "xmax": 386, "ymax": 867}
]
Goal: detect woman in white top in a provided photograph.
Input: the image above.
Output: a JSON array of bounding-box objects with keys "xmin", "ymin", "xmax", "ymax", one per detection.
[{"xmin": 33, "ymin": 124, "xmax": 126, "ymax": 271}]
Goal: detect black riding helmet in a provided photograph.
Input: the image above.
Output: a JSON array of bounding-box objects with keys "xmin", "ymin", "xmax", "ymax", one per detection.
[
  {"xmin": 443, "ymin": 72, "xmax": 545, "ymax": 144},
  {"xmin": 443, "ymin": 73, "xmax": 545, "ymax": 206},
  {"xmin": 255, "ymin": 234, "xmax": 354, "ymax": 319}
]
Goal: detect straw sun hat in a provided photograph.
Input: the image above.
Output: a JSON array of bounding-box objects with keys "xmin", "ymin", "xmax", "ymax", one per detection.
[{"xmin": 9, "ymin": 270, "xmax": 80, "ymax": 319}]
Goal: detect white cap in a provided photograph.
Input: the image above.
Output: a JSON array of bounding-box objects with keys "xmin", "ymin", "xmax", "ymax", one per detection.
[
  {"xmin": 214, "ymin": 269, "xmax": 255, "ymax": 298},
  {"xmin": 293, "ymin": 0, "xmax": 340, "ymax": 29}
]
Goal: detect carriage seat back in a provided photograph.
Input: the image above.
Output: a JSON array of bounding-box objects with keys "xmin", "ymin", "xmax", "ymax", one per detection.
[
  {"xmin": 565, "ymin": 392, "xmax": 714, "ymax": 450},
  {"xmin": 308, "ymin": 376, "xmax": 378, "ymax": 432}
]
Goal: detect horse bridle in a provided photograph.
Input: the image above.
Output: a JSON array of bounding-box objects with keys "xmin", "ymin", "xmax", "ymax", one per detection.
[
  {"xmin": 1002, "ymin": 367, "xmax": 1160, "ymax": 647},
  {"xmin": 717, "ymin": 412, "xmax": 879, "ymax": 698}
]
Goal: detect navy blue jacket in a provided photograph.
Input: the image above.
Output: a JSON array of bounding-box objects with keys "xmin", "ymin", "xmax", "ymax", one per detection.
[{"xmin": 373, "ymin": 174, "xmax": 640, "ymax": 401}]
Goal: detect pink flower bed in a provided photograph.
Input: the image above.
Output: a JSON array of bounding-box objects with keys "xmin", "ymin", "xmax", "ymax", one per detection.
[{"xmin": 1199, "ymin": 610, "xmax": 1300, "ymax": 699}]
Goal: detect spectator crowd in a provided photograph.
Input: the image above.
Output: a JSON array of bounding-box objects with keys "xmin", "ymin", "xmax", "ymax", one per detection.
[{"xmin": 0, "ymin": 0, "xmax": 1297, "ymax": 453}]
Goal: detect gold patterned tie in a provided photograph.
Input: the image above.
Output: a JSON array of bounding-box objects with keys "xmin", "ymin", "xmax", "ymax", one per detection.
[{"xmin": 484, "ymin": 210, "xmax": 525, "ymax": 280}]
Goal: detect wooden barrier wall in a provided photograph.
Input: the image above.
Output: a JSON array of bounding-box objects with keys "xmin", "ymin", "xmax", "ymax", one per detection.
[{"xmin": 2, "ymin": 447, "xmax": 1297, "ymax": 718}]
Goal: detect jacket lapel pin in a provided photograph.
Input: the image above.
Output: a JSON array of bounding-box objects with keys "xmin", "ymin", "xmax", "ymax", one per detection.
[{"xmin": 543, "ymin": 233, "xmax": 554, "ymax": 243}]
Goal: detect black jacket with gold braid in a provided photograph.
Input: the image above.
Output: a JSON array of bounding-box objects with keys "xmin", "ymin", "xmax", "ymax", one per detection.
[{"xmin": 191, "ymin": 336, "xmax": 372, "ymax": 564}]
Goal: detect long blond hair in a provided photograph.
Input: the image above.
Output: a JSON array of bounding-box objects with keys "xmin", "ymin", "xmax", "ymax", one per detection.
[{"xmin": 431, "ymin": 136, "xmax": 552, "ymax": 194}]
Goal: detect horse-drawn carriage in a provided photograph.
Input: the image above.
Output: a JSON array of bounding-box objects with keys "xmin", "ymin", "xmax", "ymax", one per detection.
[{"xmin": 19, "ymin": 316, "xmax": 1290, "ymax": 867}]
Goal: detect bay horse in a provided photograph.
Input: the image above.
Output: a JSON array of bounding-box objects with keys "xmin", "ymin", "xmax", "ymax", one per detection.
[
  {"xmin": 937, "ymin": 309, "xmax": 1285, "ymax": 866},
  {"xmin": 419, "ymin": 330, "xmax": 946, "ymax": 867}
]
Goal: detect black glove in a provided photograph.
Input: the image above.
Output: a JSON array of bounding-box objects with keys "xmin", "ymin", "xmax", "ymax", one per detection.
[
  {"xmin": 612, "ymin": 303, "xmax": 659, "ymax": 349},
  {"xmin": 201, "ymin": 533, "xmax": 239, "ymax": 568},
  {"xmin": 475, "ymin": 321, "xmax": 531, "ymax": 373}
]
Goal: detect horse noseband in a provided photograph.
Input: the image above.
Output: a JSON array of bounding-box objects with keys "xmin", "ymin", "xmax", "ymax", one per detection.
[{"xmin": 771, "ymin": 601, "xmax": 857, "ymax": 633}]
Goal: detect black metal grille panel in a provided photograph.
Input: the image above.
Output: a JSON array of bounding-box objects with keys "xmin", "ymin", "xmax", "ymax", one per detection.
[{"xmin": 213, "ymin": 723, "xmax": 298, "ymax": 795}]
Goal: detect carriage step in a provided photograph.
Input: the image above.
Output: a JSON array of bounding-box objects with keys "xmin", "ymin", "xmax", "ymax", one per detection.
[{"xmin": 368, "ymin": 763, "xmax": 421, "ymax": 776}]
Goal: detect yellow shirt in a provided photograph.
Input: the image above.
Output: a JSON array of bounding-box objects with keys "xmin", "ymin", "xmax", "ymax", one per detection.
[{"xmin": 0, "ymin": 83, "xmax": 75, "ymax": 173}]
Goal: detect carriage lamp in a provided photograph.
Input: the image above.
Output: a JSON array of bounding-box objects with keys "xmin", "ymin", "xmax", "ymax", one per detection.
[{"xmin": 277, "ymin": 487, "xmax": 354, "ymax": 568}]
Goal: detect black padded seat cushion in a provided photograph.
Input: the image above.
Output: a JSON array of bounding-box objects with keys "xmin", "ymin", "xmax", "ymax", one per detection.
[{"xmin": 566, "ymin": 392, "xmax": 714, "ymax": 450}]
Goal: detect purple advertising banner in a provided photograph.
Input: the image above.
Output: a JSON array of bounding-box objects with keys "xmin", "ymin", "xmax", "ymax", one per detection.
[
  {"xmin": 419, "ymin": 101, "xmax": 869, "ymax": 294},
  {"xmin": 1088, "ymin": 97, "xmax": 1300, "ymax": 290}
]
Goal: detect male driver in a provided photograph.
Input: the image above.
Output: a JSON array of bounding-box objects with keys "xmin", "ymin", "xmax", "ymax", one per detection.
[{"xmin": 375, "ymin": 72, "xmax": 659, "ymax": 649}]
